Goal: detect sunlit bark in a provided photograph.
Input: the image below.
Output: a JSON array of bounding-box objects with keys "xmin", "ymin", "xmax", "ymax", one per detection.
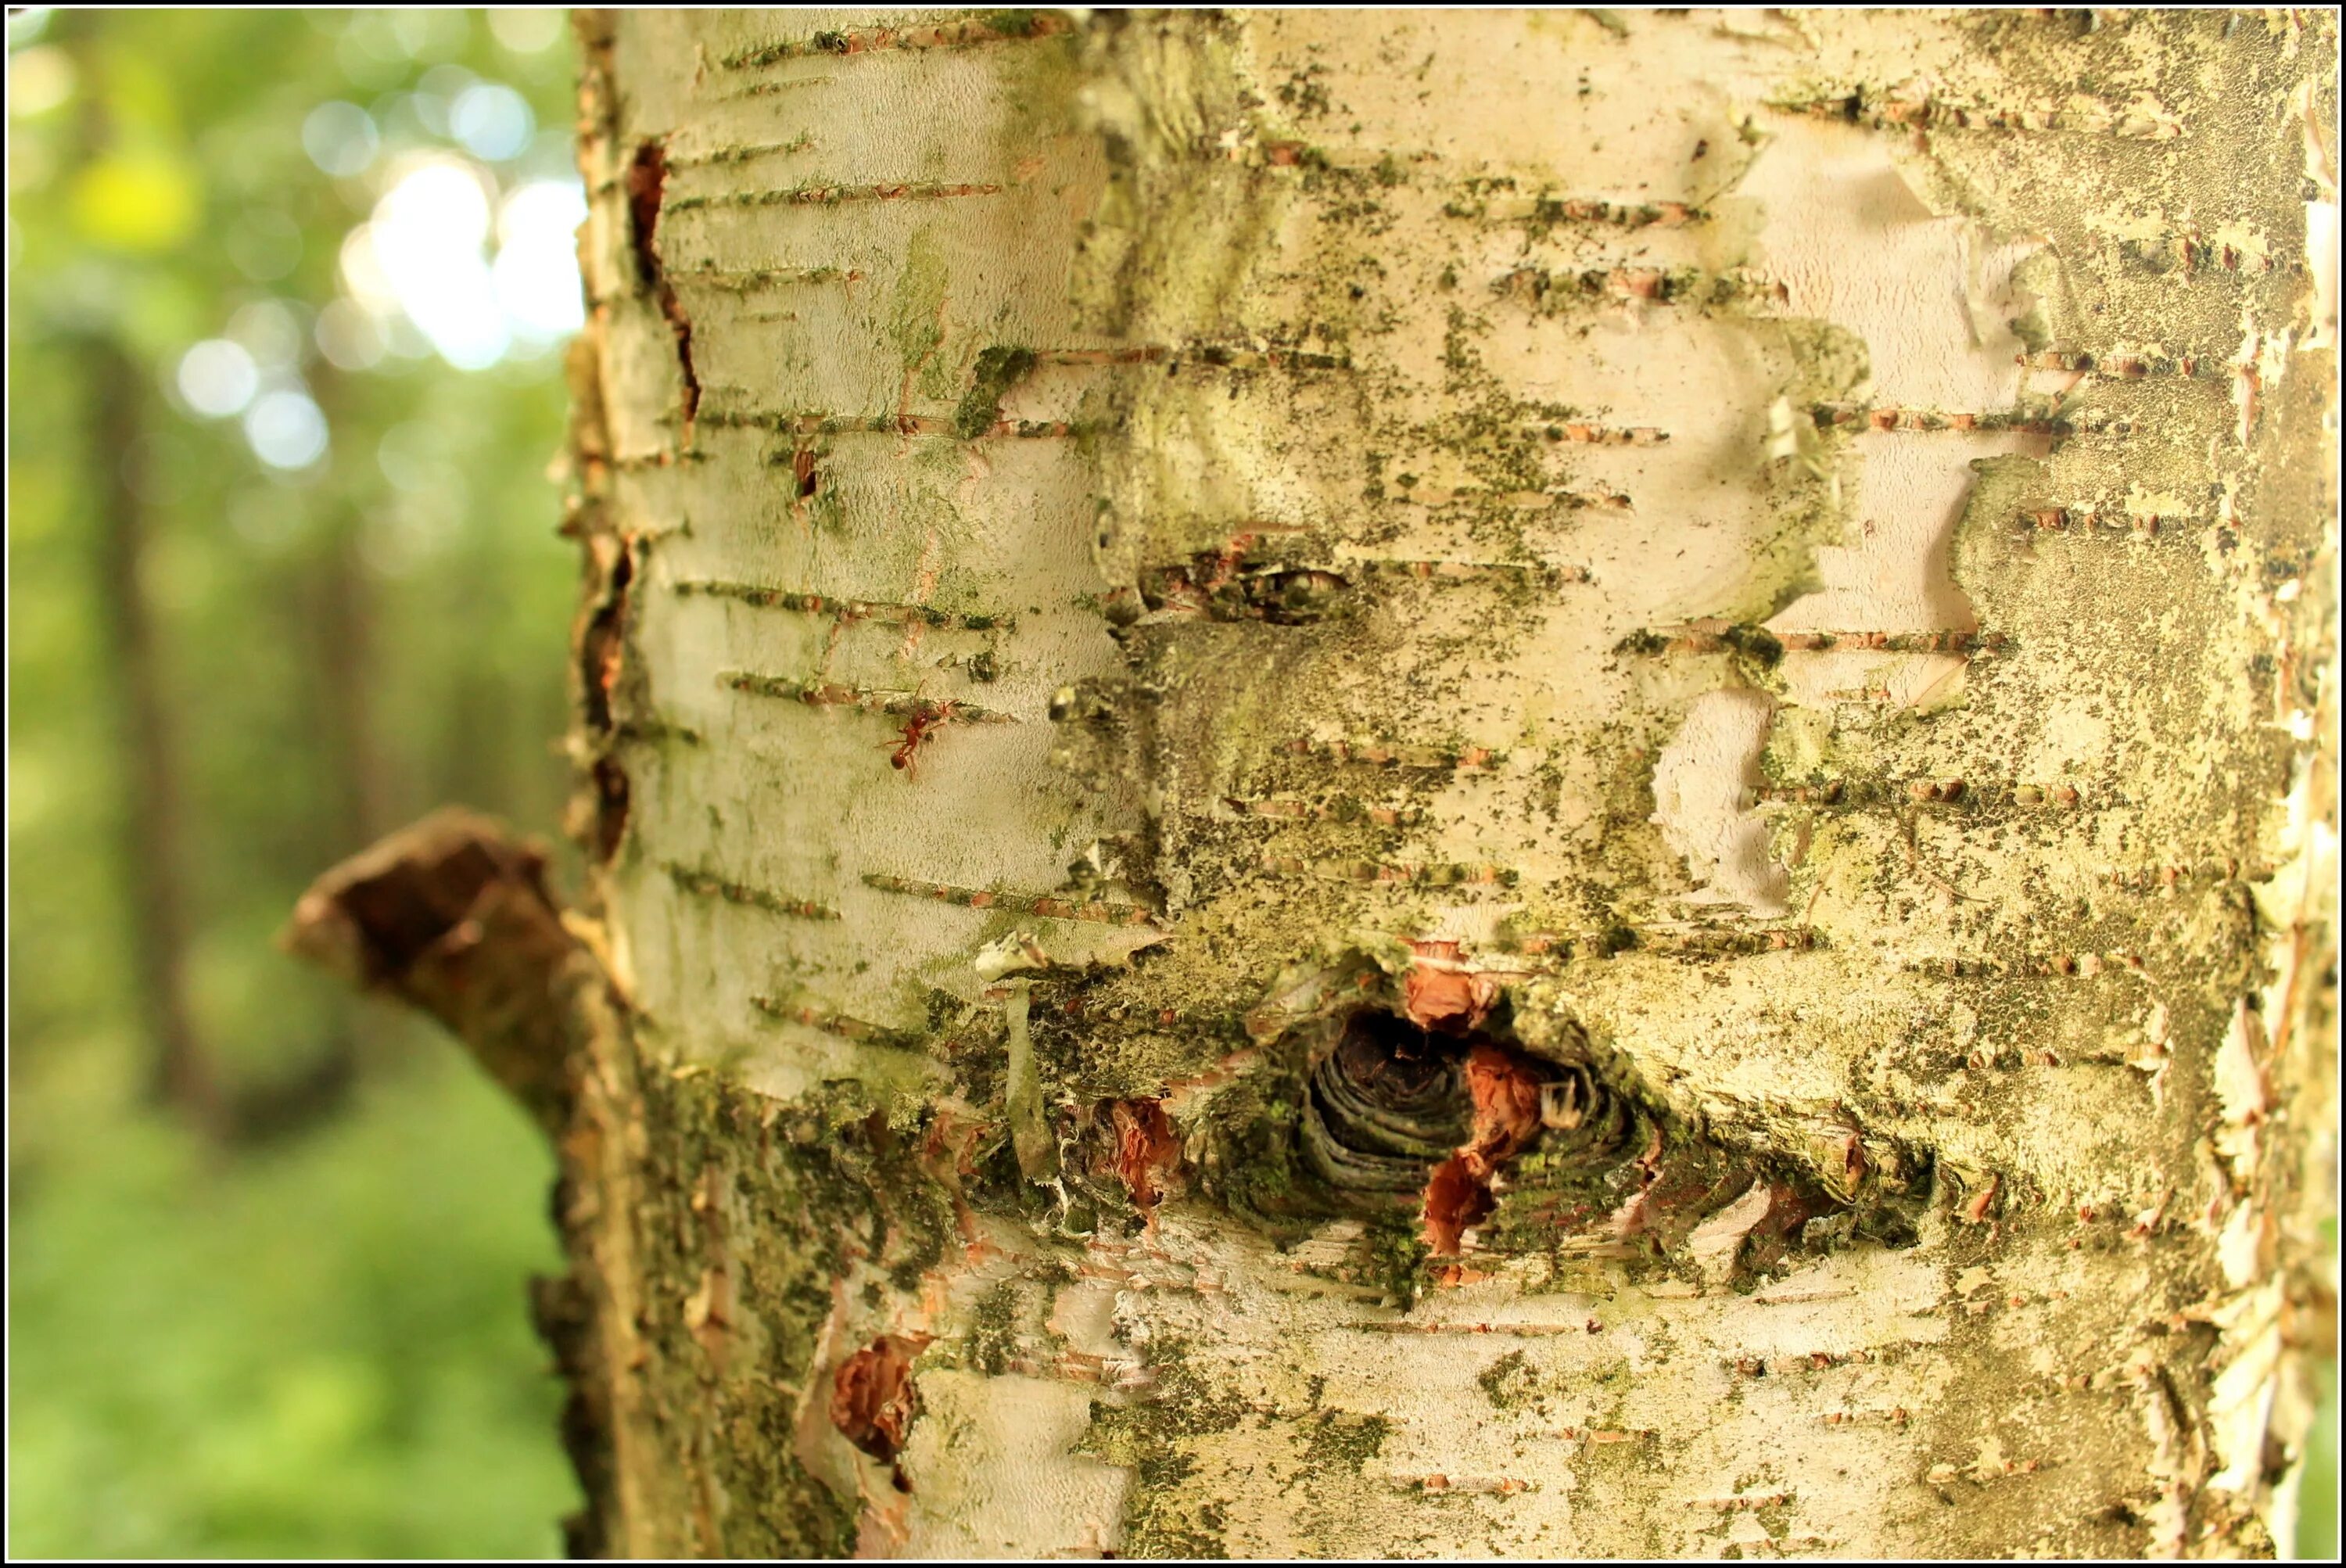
[{"xmin": 308, "ymin": 9, "xmax": 2337, "ymax": 1557}]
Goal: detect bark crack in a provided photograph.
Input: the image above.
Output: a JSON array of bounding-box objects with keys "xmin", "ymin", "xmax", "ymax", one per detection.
[{"xmin": 626, "ymin": 139, "xmax": 701, "ymax": 445}]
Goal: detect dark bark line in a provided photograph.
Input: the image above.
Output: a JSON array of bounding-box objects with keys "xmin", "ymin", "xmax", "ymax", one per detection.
[{"xmin": 563, "ymin": 8, "xmax": 636, "ymax": 880}]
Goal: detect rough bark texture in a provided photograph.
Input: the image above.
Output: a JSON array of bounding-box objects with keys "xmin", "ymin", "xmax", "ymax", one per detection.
[{"xmin": 333, "ymin": 9, "xmax": 2341, "ymax": 1558}]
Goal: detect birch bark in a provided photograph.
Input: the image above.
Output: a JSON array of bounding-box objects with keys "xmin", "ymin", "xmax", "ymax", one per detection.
[{"xmin": 357, "ymin": 9, "xmax": 2346, "ymax": 1558}]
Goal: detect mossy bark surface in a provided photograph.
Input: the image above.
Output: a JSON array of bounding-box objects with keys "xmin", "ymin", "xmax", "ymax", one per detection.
[{"xmin": 537, "ymin": 9, "xmax": 2337, "ymax": 1557}]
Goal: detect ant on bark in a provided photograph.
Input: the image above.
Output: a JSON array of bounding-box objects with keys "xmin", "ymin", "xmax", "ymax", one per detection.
[{"xmin": 885, "ymin": 694, "xmax": 959, "ymax": 778}]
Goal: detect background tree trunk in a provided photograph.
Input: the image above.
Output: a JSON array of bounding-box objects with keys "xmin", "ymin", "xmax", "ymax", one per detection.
[
  {"xmin": 304, "ymin": 9, "xmax": 2336, "ymax": 1557},
  {"xmin": 89, "ymin": 334, "xmax": 225, "ymax": 1139}
]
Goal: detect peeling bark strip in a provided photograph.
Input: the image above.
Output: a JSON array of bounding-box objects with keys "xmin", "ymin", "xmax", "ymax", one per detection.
[{"xmin": 497, "ymin": 9, "xmax": 2336, "ymax": 1559}]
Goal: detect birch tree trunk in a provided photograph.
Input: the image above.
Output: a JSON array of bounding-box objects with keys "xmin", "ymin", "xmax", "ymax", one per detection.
[{"xmin": 296, "ymin": 8, "xmax": 2337, "ymax": 1558}]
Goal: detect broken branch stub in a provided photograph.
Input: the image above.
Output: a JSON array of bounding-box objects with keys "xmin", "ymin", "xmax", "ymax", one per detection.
[{"xmin": 281, "ymin": 806, "xmax": 587, "ymax": 1132}]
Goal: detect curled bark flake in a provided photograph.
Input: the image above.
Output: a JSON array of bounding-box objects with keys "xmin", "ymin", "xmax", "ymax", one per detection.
[
  {"xmin": 1108, "ymin": 1098, "xmax": 1182, "ymax": 1222},
  {"xmin": 1686, "ymin": 1180, "xmax": 1774, "ymax": 1285},
  {"xmin": 1420, "ymin": 1157, "xmax": 1497, "ymax": 1258},
  {"xmin": 830, "ymin": 1333, "xmax": 931, "ymax": 1483},
  {"xmin": 1422, "ymin": 1042, "xmax": 1548, "ymax": 1256},
  {"xmin": 1461, "ymin": 1042, "xmax": 1544, "ymax": 1161},
  {"xmin": 1403, "ymin": 939, "xmax": 1500, "ymax": 1034}
]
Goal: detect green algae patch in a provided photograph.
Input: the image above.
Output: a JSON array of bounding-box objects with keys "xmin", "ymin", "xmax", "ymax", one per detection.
[{"xmin": 955, "ymin": 346, "xmax": 1037, "ymax": 439}]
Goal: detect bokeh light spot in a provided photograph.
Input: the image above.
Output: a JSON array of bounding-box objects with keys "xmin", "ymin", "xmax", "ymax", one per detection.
[
  {"xmin": 486, "ymin": 9, "xmax": 565, "ymax": 54},
  {"xmin": 228, "ymin": 300, "xmax": 309, "ymax": 372},
  {"xmin": 7, "ymin": 45, "xmax": 76, "ymax": 117},
  {"xmin": 300, "ymin": 101, "xmax": 379, "ymax": 179},
  {"xmin": 492, "ymin": 180, "xmax": 587, "ymax": 343},
  {"xmin": 451, "ymin": 83, "xmax": 533, "ymax": 162},
  {"xmin": 337, "ymin": 224, "xmax": 396, "ymax": 315},
  {"xmin": 175, "ymin": 339, "xmax": 260, "ymax": 418},
  {"xmin": 242, "ymin": 390, "xmax": 330, "ymax": 471},
  {"xmin": 381, "ymin": 158, "xmax": 491, "ymax": 249},
  {"xmin": 4, "ymin": 8, "xmax": 52, "ymax": 48},
  {"xmin": 314, "ymin": 299, "xmax": 385, "ymax": 372},
  {"xmin": 363, "ymin": 157, "xmax": 535, "ymax": 369}
]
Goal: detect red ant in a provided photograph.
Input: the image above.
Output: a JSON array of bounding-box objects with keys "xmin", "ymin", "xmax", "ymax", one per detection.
[{"xmin": 886, "ymin": 697, "xmax": 958, "ymax": 778}]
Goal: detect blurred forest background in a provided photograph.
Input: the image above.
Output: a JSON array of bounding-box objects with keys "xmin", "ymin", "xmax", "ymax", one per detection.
[
  {"xmin": 9, "ymin": 9, "xmax": 584, "ymax": 1555},
  {"xmin": 3, "ymin": 7, "xmax": 2336, "ymax": 1563}
]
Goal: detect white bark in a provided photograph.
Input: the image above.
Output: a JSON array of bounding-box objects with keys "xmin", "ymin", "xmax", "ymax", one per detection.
[{"xmin": 544, "ymin": 9, "xmax": 2337, "ymax": 1557}]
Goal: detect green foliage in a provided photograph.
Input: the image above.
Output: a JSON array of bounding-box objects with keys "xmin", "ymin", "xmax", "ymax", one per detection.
[
  {"xmin": 2300, "ymin": 1218, "xmax": 2341, "ymax": 1561},
  {"xmin": 9, "ymin": 8, "xmax": 587, "ymax": 1555},
  {"xmin": 9, "ymin": 1039, "xmax": 576, "ymax": 1558}
]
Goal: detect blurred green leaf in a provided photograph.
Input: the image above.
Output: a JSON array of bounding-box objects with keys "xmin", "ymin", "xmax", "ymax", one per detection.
[{"xmin": 68, "ymin": 149, "xmax": 202, "ymax": 253}]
